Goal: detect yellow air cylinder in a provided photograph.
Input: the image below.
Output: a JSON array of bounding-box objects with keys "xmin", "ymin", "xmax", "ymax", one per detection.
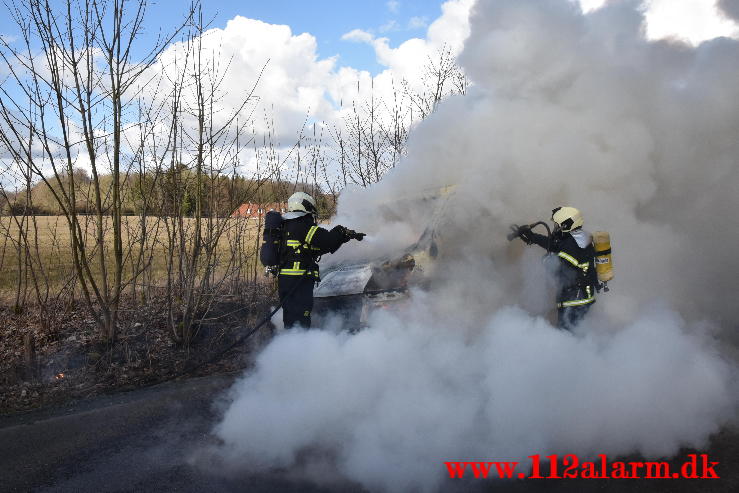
[{"xmin": 593, "ymin": 231, "xmax": 613, "ymax": 282}]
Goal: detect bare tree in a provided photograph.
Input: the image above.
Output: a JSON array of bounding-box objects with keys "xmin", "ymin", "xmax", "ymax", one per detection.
[
  {"xmin": 402, "ymin": 44, "xmax": 467, "ymax": 120},
  {"xmin": 0, "ymin": 1, "xmax": 466, "ymax": 364},
  {"xmin": 0, "ymin": 0, "xmax": 194, "ymax": 341},
  {"xmin": 157, "ymin": 6, "xmax": 264, "ymax": 346},
  {"xmin": 328, "ymin": 45, "xmax": 466, "ymax": 189}
]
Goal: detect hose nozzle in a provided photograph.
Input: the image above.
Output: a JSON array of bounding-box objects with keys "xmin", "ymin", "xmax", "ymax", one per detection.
[{"xmin": 345, "ymin": 228, "xmax": 366, "ymax": 241}]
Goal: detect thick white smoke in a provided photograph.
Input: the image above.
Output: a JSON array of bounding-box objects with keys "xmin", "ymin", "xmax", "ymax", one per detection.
[
  {"xmin": 213, "ymin": 304, "xmax": 733, "ymax": 491},
  {"xmin": 719, "ymin": 0, "xmax": 739, "ymax": 22},
  {"xmin": 209, "ymin": 0, "xmax": 739, "ymax": 491}
]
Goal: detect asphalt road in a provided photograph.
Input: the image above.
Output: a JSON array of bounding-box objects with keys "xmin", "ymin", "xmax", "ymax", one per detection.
[
  {"xmin": 0, "ymin": 374, "xmax": 736, "ymax": 492},
  {"xmin": 0, "ymin": 375, "xmax": 360, "ymax": 493}
]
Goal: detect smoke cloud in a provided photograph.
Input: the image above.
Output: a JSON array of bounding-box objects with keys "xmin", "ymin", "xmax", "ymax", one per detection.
[
  {"xmin": 719, "ymin": 0, "xmax": 739, "ymax": 22},
  {"xmin": 209, "ymin": 0, "xmax": 739, "ymax": 491}
]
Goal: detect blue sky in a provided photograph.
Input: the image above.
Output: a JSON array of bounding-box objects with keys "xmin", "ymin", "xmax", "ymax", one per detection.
[
  {"xmin": 1, "ymin": 0, "xmax": 737, "ymax": 189},
  {"xmin": 0, "ymin": 0, "xmax": 445, "ymax": 75},
  {"xmin": 0, "ymin": 0, "xmax": 459, "ymax": 187},
  {"xmin": 159, "ymin": 0, "xmax": 446, "ymax": 73},
  {"xmin": 3, "ymin": 0, "xmax": 737, "ymax": 73}
]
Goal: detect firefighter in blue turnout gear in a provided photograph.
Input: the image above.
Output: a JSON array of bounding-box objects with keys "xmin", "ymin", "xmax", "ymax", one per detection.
[
  {"xmin": 277, "ymin": 192, "xmax": 364, "ymax": 329},
  {"xmin": 515, "ymin": 206, "xmax": 598, "ymax": 330}
]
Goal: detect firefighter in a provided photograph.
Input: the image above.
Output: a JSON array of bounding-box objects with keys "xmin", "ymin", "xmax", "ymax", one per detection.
[
  {"xmin": 278, "ymin": 192, "xmax": 364, "ymax": 329},
  {"xmin": 516, "ymin": 206, "xmax": 598, "ymax": 330}
]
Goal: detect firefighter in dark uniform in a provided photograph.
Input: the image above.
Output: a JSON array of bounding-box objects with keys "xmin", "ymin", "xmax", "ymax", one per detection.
[
  {"xmin": 516, "ymin": 206, "xmax": 597, "ymax": 330},
  {"xmin": 278, "ymin": 192, "xmax": 364, "ymax": 329}
]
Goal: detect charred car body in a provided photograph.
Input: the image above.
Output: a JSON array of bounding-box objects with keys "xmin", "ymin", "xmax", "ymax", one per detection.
[{"xmin": 312, "ymin": 187, "xmax": 453, "ymax": 330}]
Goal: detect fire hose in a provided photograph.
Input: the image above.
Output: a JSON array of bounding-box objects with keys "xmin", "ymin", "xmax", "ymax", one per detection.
[
  {"xmin": 178, "ymin": 272, "xmax": 308, "ymax": 377},
  {"xmin": 66, "ymin": 279, "xmax": 303, "ymax": 397},
  {"xmin": 507, "ymin": 220, "xmax": 552, "ymax": 252},
  {"xmin": 181, "ymin": 227, "xmax": 366, "ymax": 376},
  {"xmin": 69, "ymin": 231, "xmax": 364, "ymax": 396}
]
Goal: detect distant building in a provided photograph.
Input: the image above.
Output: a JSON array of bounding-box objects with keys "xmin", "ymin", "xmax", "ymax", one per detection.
[{"xmin": 230, "ymin": 202, "xmax": 287, "ymax": 218}]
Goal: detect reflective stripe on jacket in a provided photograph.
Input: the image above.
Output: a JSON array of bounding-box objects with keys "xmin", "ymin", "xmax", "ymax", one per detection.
[
  {"xmin": 278, "ymin": 215, "xmax": 345, "ymax": 279},
  {"xmin": 529, "ymin": 229, "xmax": 597, "ymax": 307}
]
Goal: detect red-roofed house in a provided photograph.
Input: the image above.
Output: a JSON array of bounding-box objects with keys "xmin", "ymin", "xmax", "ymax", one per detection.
[{"xmin": 230, "ymin": 202, "xmax": 287, "ymax": 218}]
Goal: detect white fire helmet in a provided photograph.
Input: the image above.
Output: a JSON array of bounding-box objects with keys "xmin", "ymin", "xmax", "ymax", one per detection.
[
  {"xmin": 552, "ymin": 206, "xmax": 584, "ymax": 232},
  {"xmin": 287, "ymin": 192, "xmax": 317, "ymax": 215}
]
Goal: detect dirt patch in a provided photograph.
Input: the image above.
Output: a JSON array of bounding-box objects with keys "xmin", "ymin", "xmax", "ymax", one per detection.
[{"xmin": 0, "ymin": 285, "xmax": 278, "ymax": 415}]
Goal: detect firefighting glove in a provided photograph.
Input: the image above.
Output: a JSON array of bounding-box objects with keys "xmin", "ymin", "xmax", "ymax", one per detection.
[{"xmin": 337, "ymin": 226, "xmax": 355, "ymax": 243}]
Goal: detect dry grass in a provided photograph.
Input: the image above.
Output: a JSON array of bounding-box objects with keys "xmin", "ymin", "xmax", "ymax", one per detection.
[{"xmin": 0, "ymin": 215, "xmax": 262, "ymax": 300}]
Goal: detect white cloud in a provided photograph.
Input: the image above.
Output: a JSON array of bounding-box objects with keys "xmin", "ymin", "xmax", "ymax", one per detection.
[
  {"xmin": 10, "ymin": 0, "xmax": 736, "ymax": 189},
  {"xmin": 407, "ymin": 16, "xmax": 429, "ymax": 30},
  {"xmin": 379, "ymin": 19, "xmax": 400, "ymax": 33},
  {"xmin": 354, "ymin": 0, "xmax": 472, "ymax": 92},
  {"xmin": 387, "ymin": 0, "xmax": 400, "ymax": 14},
  {"xmin": 577, "ymin": 0, "xmax": 606, "ymax": 12},
  {"xmin": 645, "ymin": 0, "xmax": 739, "ymax": 44},
  {"xmin": 148, "ymin": 16, "xmax": 340, "ymax": 139},
  {"xmin": 578, "ymin": 0, "xmax": 739, "ymax": 44},
  {"xmin": 341, "ymin": 28, "xmax": 375, "ymax": 43},
  {"xmin": 138, "ymin": 0, "xmax": 474, "ymax": 164},
  {"xmin": 339, "ymin": 0, "xmax": 473, "ymax": 86}
]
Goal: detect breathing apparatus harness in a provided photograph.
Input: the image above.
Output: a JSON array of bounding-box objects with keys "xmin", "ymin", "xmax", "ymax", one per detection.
[{"xmin": 261, "ymin": 210, "xmax": 365, "ymax": 278}]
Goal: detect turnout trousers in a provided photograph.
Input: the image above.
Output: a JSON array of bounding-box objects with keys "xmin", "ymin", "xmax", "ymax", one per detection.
[
  {"xmin": 556, "ymin": 286, "xmax": 594, "ymax": 331},
  {"xmin": 278, "ymin": 275, "xmax": 315, "ymax": 329},
  {"xmin": 557, "ymin": 304, "xmax": 592, "ymax": 331}
]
